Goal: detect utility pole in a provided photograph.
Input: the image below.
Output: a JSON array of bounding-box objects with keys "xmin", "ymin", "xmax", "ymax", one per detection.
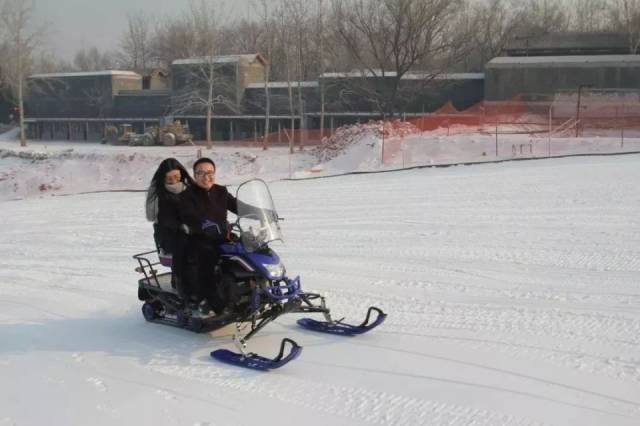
[{"xmin": 575, "ymin": 84, "xmax": 592, "ymax": 138}]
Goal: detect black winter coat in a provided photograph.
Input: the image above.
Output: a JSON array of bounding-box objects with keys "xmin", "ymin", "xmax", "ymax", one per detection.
[
  {"xmin": 154, "ymin": 191, "xmax": 182, "ymax": 254},
  {"xmin": 178, "ymin": 184, "xmax": 239, "ymax": 241}
]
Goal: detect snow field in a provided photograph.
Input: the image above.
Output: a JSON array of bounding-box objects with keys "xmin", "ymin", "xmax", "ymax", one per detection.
[{"xmin": 1, "ymin": 151, "xmax": 639, "ymax": 425}]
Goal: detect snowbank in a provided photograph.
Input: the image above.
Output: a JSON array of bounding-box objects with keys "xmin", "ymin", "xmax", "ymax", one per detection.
[
  {"xmin": 0, "ymin": 137, "xmax": 317, "ymax": 201},
  {"xmin": 1, "ymin": 121, "xmax": 639, "ymax": 200}
]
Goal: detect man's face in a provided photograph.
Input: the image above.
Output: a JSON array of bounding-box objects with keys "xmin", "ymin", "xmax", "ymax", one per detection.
[{"xmin": 194, "ymin": 162, "xmax": 215, "ymax": 190}]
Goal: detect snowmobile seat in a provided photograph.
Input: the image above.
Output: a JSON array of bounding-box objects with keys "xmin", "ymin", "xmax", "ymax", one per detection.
[
  {"xmin": 138, "ymin": 272, "xmax": 175, "ymax": 293},
  {"xmin": 158, "ymin": 252, "xmax": 173, "ymax": 267}
]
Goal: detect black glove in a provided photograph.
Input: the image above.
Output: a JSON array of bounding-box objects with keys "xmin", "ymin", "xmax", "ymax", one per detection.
[{"xmin": 201, "ymin": 220, "xmax": 225, "ymax": 241}]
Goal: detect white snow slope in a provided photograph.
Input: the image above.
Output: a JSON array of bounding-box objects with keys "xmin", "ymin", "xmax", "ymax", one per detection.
[{"xmin": 1, "ymin": 136, "xmax": 639, "ymax": 425}]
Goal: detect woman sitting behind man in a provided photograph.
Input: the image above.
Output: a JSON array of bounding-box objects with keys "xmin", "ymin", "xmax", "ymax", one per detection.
[
  {"xmin": 145, "ymin": 157, "xmax": 253, "ymax": 314},
  {"xmin": 145, "ymin": 158, "xmax": 194, "ymax": 263}
]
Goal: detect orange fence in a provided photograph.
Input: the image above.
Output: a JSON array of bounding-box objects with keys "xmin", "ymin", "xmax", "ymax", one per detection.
[{"xmin": 199, "ymin": 91, "xmax": 640, "ymax": 170}]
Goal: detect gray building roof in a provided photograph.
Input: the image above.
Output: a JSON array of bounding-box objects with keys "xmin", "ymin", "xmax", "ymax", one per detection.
[
  {"xmin": 172, "ymin": 54, "xmax": 266, "ymax": 66},
  {"xmin": 321, "ymin": 71, "xmax": 484, "ymax": 79},
  {"xmin": 246, "ymin": 81, "xmax": 319, "ymax": 89},
  {"xmin": 504, "ymin": 32, "xmax": 630, "ymax": 56},
  {"xmin": 30, "ymin": 70, "xmax": 141, "ymax": 79},
  {"xmin": 487, "ymin": 55, "xmax": 640, "ymax": 68}
]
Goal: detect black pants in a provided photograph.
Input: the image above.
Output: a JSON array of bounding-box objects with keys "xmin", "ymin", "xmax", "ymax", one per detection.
[{"xmin": 178, "ymin": 237, "xmax": 222, "ymax": 307}]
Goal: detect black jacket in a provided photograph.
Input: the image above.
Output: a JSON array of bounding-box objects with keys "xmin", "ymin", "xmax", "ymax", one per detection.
[
  {"xmin": 179, "ymin": 184, "xmax": 238, "ymax": 241},
  {"xmin": 154, "ymin": 191, "xmax": 182, "ymax": 253}
]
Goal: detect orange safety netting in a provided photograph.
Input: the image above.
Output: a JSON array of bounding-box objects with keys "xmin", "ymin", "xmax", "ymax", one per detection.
[{"xmin": 195, "ymin": 91, "xmax": 640, "ymax": 146}]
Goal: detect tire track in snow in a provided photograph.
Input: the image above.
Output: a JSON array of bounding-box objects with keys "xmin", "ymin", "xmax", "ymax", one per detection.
[
  {"xmin": 147, "ymin": 361, "xmax": 548, "ymax": 426},
  {"xmin": 300, "ymin": 288, "xmax": 640, "ymax": 385}
]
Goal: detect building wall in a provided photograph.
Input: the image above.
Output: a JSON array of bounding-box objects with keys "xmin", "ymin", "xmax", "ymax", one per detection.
[
  {"xmin": 241, "ymin": 61, "xmax": 265, "ymax": 86},
  {"xmin": 111, "ymin": 75, "xmax": 143, "ymax": 96},
  {"xmin": 113, "ymin": 92, "xmax": 170, "ymax": 118},
  {"xmin": 485, "ymin": 57, "xmax": 640, "ymax": 100},
  {"xmin": 238, "ymin": 59, "xmax": 266, "ymax": 94},
  {"xmin": 321, "ymin": 76, "xmax": 484, "ymax": 114},
  {"xmin": 0, "ymin": 90, "xmax": 14, "ymax": 123},
  {"xmin": 243, "ymin": 85, "xmax": 319, "ymax": 115},
  {"xmin": 27, "ymin": 73, "xmax": 143, "ymax": 118},
  {"xmin": 149, "ymin": 74, "xmax": 169, "ymax": 90}
]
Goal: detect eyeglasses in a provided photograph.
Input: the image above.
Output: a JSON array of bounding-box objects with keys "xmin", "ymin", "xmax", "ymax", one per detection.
[{"xmin": 195, "ymin": 171, "xmax": 215, "ymax": 178}]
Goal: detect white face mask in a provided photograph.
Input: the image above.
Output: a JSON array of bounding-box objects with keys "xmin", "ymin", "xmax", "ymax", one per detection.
[{"xmin": 165, "ymin": 181, "xmax": 185, "ymax": 194}]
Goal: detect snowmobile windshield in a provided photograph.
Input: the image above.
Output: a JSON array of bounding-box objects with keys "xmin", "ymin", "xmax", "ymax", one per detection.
[{"xmin": 235, "ymin": 179, "xmax": 283, "ymax": 252}]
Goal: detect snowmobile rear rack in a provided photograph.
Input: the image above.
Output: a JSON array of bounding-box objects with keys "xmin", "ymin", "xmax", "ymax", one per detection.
[{"xmin": 133, "ymin": 250, "xmax": 165, "ymax": 289}]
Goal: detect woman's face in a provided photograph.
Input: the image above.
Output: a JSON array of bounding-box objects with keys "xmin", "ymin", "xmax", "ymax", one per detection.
[{"xmin": 164, "ymin": 169, "xmax": 182, "ymax": 185}]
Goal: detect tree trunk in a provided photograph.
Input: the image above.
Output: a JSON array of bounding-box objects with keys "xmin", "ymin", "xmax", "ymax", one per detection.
[
  {"xmin": 206, "ymin": 65, "xmax": 214, "ymax": 149},
  {"xmin": 286, "ymin": 59, "xmax": 295, "ymax": 154},
  {"xmin": 19, "ymin": 77, "xmax": 26, "ymax": 147},
  {"xmin": 296, "ymin": 12, "xmax": 305, "ymax": 151},
  {"xmin": 263, "ymin": 64, "xmax": 270, "ymax": 150},
  {"xmin": 17, "ymin": 26, "xmax": 26, "ymax": 147},
  {"xmin": 318, "ymin": 0, "xmax": 326, "ymax": 141}
]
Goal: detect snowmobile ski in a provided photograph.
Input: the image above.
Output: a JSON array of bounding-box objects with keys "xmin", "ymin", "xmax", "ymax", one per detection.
[
  {"xmin": 297, "ymin": 306, "xmax": 387, "ymax": 336},
  {"xmin": 211, "ymin": 338, "xmax": 302, "ymax": 371}
]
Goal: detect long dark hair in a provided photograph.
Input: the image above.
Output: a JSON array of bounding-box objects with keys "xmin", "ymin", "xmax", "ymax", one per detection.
[{"xmin": 147, "ymin": 158, "xmax": 193, "ymax": 203}]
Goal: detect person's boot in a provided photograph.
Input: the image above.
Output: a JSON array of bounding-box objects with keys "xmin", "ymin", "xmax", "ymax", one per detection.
[{"xmin": 198, "ymin": 299, "xmax": 213, "ymax": 315}]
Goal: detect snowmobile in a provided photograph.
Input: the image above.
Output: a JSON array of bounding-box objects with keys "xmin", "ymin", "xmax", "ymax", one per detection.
[{"xmin": 133, "ymin": 178, "xmax": 386, "ymax": 370}]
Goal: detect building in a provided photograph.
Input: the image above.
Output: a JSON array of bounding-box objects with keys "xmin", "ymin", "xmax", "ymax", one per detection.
[
  {"xmin": 25, "ymin": 70, "xmax": 159, "ymax": 140},
  {"xmin": 317, "ymin": 71, "xmax": 484, "ymax": 127},
  {"xmin": 23, "ymin": 53, "xmax": 485, "ymax": 142},
  {"xmin": 485, "ymin": 32, "xmax": 640, "ymax": 101}
]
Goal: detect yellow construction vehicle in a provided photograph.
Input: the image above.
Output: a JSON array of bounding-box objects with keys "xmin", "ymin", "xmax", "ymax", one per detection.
[{"xmin": 103, "ymin": 121, "xmax": 193, "ymax": 146}]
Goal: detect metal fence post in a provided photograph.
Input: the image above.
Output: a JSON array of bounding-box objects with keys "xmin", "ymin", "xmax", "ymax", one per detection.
[
  {"xmin": 495, "ymin": 120, "xmax": 499, "ymax": 157},
  {"xmin": 548, "ymin": 104, "xmax": 552, "ymax": 158},
  {"xmin": 621, "ymin": 104, "xmax": 625, "ymax": 148},
  {"xmin": 381, "ymin": 114, "xmax": 386, "ymax": 166}
]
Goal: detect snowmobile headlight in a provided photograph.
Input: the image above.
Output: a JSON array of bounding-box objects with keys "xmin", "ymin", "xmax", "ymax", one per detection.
[{"xmin": 263, "ymin": 262, "xmax": 285, "ymax": 278}]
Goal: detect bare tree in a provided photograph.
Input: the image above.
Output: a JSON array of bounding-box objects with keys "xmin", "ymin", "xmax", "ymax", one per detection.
[
  {"xmin": 518, "ymin": 0, "xmax": 570, "ymax": 36},
  {"xmin": 170, "ymin": 0, "xmax": 231, "ymax": 148},
  {"xmin": 276, "ymin": 0, "xmax": 312, "ymax": 152},
  {"xmin": 0, "ymin": 0, "xmax": 42, "ymax": 146},
  {"xmin": 318, "ymin": 0, "xmax": 327, "ymax": 139},
  {"xmin": 569, "ymin": 0, "xmax": 611, "ymax": 31},
  {"xmin": 256, "ymin": 0, "xmax": 276, "ymax": 150},
  {"xmin": 330, "ymin": 0, "xmax": 469, "ymax": 116},
  {"xmin": 610, "ymin": 0, "xmax": 640, "ymax": 53},
  {"xmin": 84, "ymin": 83, "xmax": 113, "ymax": 119},
  {"xmin": 32, "ymin": 51, "xmax": 74, "ymax": 74},
  {"xmin": 73, "ymin": 47, "xmax": 116, "ymax": 71},
  {"xmin": 149, "ymin": 16, "xmax": 190, "ymax": 68},
  {"xmin": 119, "ymin": 11, "xmax": 154, "ymax": 70},
  {"xmin": 468, "ymin": 0, "xmax": 524, "ymax": 71},
  {"xmin": 285, "ymin": 0, "xmax": 312, "ymax": 150}
]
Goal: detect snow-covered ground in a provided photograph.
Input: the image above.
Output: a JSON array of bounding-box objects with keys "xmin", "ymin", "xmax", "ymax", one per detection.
[
  {"xmin": 2, "ymin": 124, "xmax": 639, "ymax": 202},
  {"xmin": 1, "ymin": 130, "xmax": 639, "ymax": 425}
]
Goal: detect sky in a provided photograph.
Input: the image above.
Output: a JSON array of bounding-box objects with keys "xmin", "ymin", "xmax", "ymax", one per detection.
[{"xmin": 33, "ymin": 0, "xmax": 251, "ymax": 61}]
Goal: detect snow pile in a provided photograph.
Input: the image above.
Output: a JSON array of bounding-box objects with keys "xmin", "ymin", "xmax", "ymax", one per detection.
[
  {"xmin": 297, "ymin": 119, "xmax": 422, "ymax": 176},
  {"xmin": 0, "ymin": 148, "xmax": 161, "ymax": 200},
  {"xmin": 311, "ymin": 120, "xmax": 419, "ymax": 163},
  {"xmin": 0, "ymin": 140, "xmax": 317, "ymax": 201}
]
